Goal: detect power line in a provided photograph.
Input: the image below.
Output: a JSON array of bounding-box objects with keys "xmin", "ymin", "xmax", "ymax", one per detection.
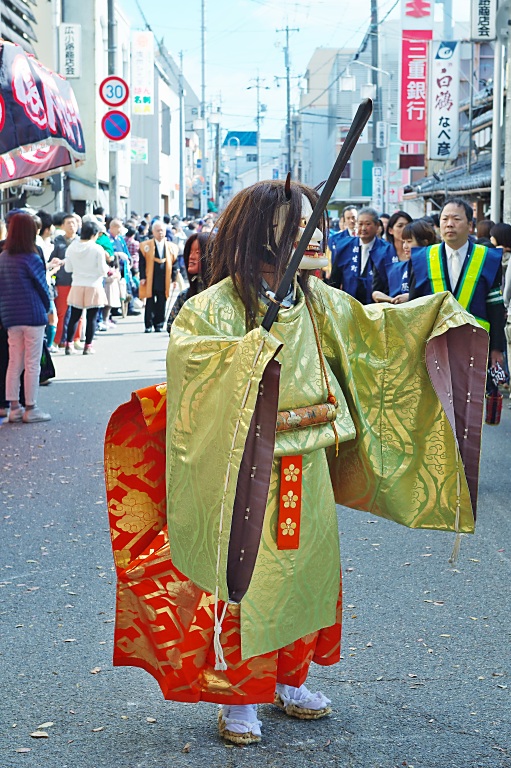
[{"xmin": 298, "ymin": 0, "xmax": 400, "ymax": 113}]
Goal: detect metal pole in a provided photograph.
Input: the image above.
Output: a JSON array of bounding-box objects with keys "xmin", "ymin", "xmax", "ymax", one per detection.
[
  {"xmin": 467, "ymin": 42, "xmax": 475, "ymax": 174},
  {"xmin": 200, "ymin": 0, "xmax": 207, "ymax": 216},
  {"xmin": 215, "ymin": 119, "xmax": 220, "ymax": 206},
  {"xmin": 277, "ymin": 26, "xmax": 299, "ymax": 174},
  {"xmin": 56, "ymin": 0, "xmax": 65, "ymax": 211},
  {"xmin": 384, "ymin": 75, "xmax": 392, "ymax": 212},
  {"xmin": 490, "ymin": 40, "xmax": 504, "ymax": 221},
  {"xmin": 285, "ymin": 28, "xmax": 291, "ymax": 174},
  {"xmin": 256, "ymin": 81, "xmax": 261, "ymax": 182},
  {"xmin": 370, "ymin": 0, "xmax": 382, "ymax": 166},
  {"xmin": 107, "ymin": 0, "xmax": 119, "ymax": 217},
  {"xmin": 179, "ymin": 51, "xmax": 186, "ymax": 218},
  {"xmin": 442, "ymin": 0, "xmax": 453, "ymax": 41},
  {"xmin": 248, "ymin": 76, "xmax": 269, "ymax": 182},
  {"xmin": 503, "ymin": 32, "xmax": 511, "ymax": 223}
]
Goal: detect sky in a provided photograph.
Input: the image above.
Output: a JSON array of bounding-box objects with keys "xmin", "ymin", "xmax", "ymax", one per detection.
[{"xmin": 120, "ymin": 0, "xmax": 471, "ymax": 140}]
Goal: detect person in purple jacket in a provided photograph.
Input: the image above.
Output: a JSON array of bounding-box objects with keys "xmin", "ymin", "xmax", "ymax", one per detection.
[{"xmin": 0, "ymin": 213, "xmax": 51, "ymax": 423}]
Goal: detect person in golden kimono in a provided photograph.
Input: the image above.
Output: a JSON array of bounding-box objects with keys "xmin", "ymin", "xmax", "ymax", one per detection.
[{"xmin": 105, "ymin": 179, "xmax": 488, "ymax": 746}]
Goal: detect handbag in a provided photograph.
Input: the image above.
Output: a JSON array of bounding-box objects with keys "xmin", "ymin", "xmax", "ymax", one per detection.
[{"xmin": 40, "ymin": 339, "xmax": 56, "ymax": 384}]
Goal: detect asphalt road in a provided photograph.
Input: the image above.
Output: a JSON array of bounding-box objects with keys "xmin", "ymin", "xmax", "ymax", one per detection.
[{"xmin": 1, "ymin": 314, "xmax": 510, "ymax": 768}]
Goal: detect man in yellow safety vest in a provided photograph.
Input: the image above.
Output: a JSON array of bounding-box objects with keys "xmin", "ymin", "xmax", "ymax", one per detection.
[{"xmin": 409, "ymin": 197, "xmax": 505, "ymax": 368}]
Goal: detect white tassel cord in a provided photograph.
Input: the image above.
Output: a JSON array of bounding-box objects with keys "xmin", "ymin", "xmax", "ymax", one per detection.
[
  {"xmin": 213, "ymin": 339, "xmax": 266, "ymax": 671},
  {"xmin": 213, "ymin": 600, "xmax": 228, "ymax": 671}
]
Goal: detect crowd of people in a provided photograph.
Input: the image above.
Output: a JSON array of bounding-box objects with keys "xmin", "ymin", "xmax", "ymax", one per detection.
[
  {"xmin": 327, "ymin": 201, "xmax": 511, "ymax": 388},
  {"xmin": 0, "ymin": 207, "xmax": 216, "ymax": 422},
  {"xmin": 1, "ymin": 193, "xmax": 510, "ymax": 425}
]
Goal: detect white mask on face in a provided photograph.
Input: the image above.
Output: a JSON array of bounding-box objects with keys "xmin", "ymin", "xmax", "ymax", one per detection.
[
  {"xmin": 295, "ymin": 195, "xmax": 329, "ymax": 270},
  {"xmin": 271, "ymin": 194, "xmax": 328, "ymax": 271}
]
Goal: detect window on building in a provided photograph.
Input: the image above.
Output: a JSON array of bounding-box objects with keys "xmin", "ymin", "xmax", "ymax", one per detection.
[
  {"xmin": 161, "ymin": 102, "xmax": 171, "ymax": 155},
  {"xmin": 246, "ymin": 154, "xmax": 258, "ymax": 162}
]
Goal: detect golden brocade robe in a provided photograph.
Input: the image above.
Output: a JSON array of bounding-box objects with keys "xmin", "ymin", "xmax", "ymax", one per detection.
[
  {"xmin": 165, "ymin": 277, "xmax": 488, "ymax": 661},
  {"xmin": 105, "ymin": 277, "xmax": 487, "ymax": 702}
]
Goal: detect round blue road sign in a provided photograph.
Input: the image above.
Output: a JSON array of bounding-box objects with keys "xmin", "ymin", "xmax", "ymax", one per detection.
[{"xmin": 101, "ymin": 110, "xmax": 131, "ymax": 142}]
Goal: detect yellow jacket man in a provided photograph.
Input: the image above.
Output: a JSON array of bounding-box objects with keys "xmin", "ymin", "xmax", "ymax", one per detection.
[{"xmin": 139, "ymin": 221, "xmax": 179, "ymax": 332}]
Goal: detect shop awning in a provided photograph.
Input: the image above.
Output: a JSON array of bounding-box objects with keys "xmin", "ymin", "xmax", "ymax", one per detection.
[{"xmin": 0, "ymin": 39, "xmax": 86, "ymax": 189}]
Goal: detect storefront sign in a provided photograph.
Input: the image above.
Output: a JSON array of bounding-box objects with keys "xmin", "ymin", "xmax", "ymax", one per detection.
[
  {"xmin": 471, "ymin": 0, "xmax": 497, "ymax": 40},
  {"xmin": 59, "ymin": 24, "xmax": 81, "ymax": 79},
  {"xmin": 372, "ymin": 166, "xmax": 384, "ymax": 211},
  {"xmin": 131, "ymin": 31, "xmax": 154, "ymax": 115},
  {"xmin": 399, "ymin": 31, "xmax": 431, "ymax": 142},
  {"xmin": 376, "ymin": 121, "xmax": 388, "ymax": 149},
  {"xmin": 401, "ymin": 0, "xmax": 434, "ymax": 31},
  {"xmin": 131, "ymin": 136, "xmax": 148, "ymax": 164},
  {"xmin": 428, "ymin": 41, "xmax": 460, "ymax": 161}
]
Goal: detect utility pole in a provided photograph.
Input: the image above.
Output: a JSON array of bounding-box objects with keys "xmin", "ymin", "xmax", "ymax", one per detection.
[
  {"xmin": 501, "ymin": 9, "xmax": 511, "ymax": 223},
  {"xmin": 248, "ymin": 76, "xmax": 270, "ymax": 182},
  {"xmin": 107, "ymin": 0, "xmax": 119, "ymax": 217},
  {"xmin": 490, "ymin": 38, "xmax": 504, "ymax": 221},
  {"xmin": 200, "ymin": 0, "xmax": 208, "ymax": 216},
  {"xmin": 277, "ymin": 26, "xmax": 299, "ymax": 174},
  {"xmin": 179, "ymin": 51, "xmax": 186, "ymax": 218},
  {"xmin": 370, "ymin": 0, "xmax": 382, "ymax": 167},
  {"xmin": 467, "ymin": 42, "xmax": 476, "ymax": 175},
  {"xmin": 215, "ymin": 110, "xmax": 221, "ymax": 206}
]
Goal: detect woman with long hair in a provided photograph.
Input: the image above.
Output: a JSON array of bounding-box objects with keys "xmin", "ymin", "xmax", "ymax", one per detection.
[
  {"xmin": 385, "ymin": 210, "xmax": 413, "ymax": 260},
  {"xmin": 0, "ymin": 213, "xmax": 51, "ymax": 422},
  {"xmin": 166, "ymin": 232, "xmax": 211, "ymax": 332},
  {"xmin": 64, "ymin": 219, "xmax": 108, "ymax": 355}
]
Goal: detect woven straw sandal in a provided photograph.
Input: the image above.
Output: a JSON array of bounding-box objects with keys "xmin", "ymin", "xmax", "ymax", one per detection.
[
  {"xmin": 218, "ymin": 705, "xmax": 262, "ymax": 745},
  {"xmin": 273, "ymin": 684, "xmax": 332, "ymax": 720}
]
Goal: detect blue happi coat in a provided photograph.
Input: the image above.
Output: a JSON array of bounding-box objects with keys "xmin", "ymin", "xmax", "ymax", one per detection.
[
  {"xmin": 387, "ymin": 259, "xmax": 410, "ymax": 297},
  {"xmin": 329, "ymin": 234, "xmax": 394, "ymax": 304}
]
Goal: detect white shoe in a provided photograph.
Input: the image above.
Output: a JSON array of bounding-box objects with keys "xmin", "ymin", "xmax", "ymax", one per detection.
[
  {"xmin": 22, "ymin": 407, "xmax": 51, "ymax": 423},
  {"xmin": 274, "ymin": 683, "xmax": 332, "ymax": 719},
  {"xmin": 8, "ymin": 407, "xmax": 24, "ymax": 423},
  {"xmin": 218, "ymin": 704, "xmax": 262, "ymax": 745},
  {"xmin": 73, "ymin": 340, "xmax": 84, "ymax": 350}
]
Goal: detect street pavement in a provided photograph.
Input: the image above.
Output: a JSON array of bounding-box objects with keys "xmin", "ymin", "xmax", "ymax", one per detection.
[{"xmin": 1, "ymin": 313, "xmax": 510, "ymax": 768}]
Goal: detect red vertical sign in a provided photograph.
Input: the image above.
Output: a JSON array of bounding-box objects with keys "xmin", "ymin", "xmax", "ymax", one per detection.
[{"xmin": 400, "ymin": 29, "xmax": 432, "ymax": 142}]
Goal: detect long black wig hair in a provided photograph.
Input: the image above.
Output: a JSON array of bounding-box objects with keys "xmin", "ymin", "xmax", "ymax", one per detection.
[{"xmin": 208, "ymin": 179, "xmax": 326, "ymax": 330}]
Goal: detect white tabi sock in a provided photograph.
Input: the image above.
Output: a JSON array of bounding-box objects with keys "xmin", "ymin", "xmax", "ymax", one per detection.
[
  {"xmin": 276, "ymin": 683, "xmax": 331, "ymax": 711},
  {"xmin": 219, "ymin": 704, "xmax": 262, "ymax": 736}
]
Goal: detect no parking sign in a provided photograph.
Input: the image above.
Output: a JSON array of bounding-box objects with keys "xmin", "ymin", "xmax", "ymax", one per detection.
[{"xmin": 101, "ymin": 110, "xmax": 131, "ymax": 142}]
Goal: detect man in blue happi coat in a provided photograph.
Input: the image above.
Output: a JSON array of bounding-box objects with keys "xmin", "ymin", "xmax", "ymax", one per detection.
[{"xmin": 328, "ymin": 207, "xmax": 395, "ymax": 304}]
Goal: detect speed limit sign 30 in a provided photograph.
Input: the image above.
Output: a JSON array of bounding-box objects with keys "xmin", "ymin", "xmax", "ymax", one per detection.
[{"xmin": 99, "ymin": 76, "xmax": 129, "ymax": 107}]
